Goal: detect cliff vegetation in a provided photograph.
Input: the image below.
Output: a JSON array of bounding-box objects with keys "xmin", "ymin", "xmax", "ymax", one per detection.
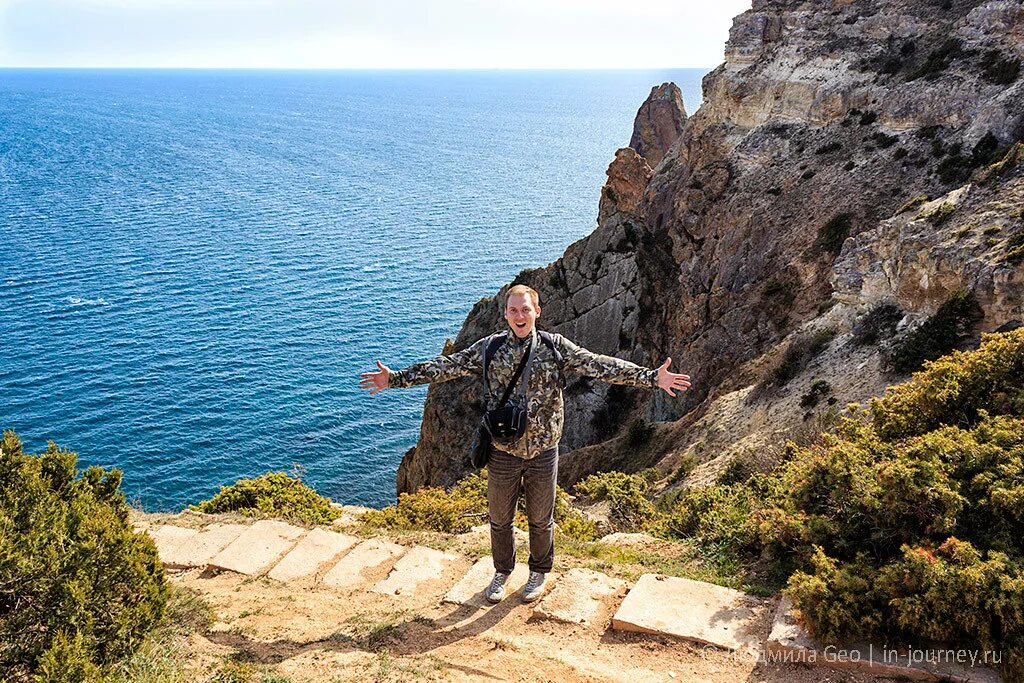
[{"xmin": 0, "ymin": 431, "xmax": 169, "ymax": 682}]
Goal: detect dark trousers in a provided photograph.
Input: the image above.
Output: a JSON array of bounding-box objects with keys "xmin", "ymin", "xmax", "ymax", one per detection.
[{"xmin": 487, "ymin": 445, "xmax": 558, "ymax": 574}]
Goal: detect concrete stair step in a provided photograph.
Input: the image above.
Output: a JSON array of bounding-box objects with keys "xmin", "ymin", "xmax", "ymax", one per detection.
[
  {"xmin": 208, "ymin": 520, "xmax": 306, "ymax": 576},
  {"xmin": 267, "ymin": 527, "xmax": 360, "ymax": 583},
  {"xmin": 370, "ymin": 545, "xmax": 461, "ymax": 598},
  {"xmin": 152, "ymin": 522, "xmax": 249, "ymax": 568},
  {"xmin": 320, "ymin": 538, "xmax": 406, "ymax": 591},
  {"xmin": 532, "ymin": 567, "xmax": 626, "ymax": 627},
  {"xmin": 611, "ymin": 574, "xmax": 768, "ymax": 654}
]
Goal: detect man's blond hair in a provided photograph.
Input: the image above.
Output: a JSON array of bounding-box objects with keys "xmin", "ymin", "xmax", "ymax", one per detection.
[{"xmin": 505, "ymin": 284, "xmax": 540, "ymax": 308}]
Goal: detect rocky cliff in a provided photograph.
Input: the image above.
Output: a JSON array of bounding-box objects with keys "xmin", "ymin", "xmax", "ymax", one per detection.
[{"xmin": 398, "ymin": 0, "xmax": 1024, "ymax": 495}]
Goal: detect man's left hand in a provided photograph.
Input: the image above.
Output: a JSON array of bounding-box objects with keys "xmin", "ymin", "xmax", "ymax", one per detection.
[{"xmin": 656, "ymin": 358, "xmax": 691, "ymax": 397}]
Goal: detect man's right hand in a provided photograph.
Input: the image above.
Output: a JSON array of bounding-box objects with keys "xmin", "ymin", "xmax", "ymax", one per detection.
[{"xmin": 359, "ymin": 361, "xmax": 392, "ymax": 395}]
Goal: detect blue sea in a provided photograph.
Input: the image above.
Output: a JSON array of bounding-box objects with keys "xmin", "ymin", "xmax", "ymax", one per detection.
[{"xmin": 0, "ymin": 69, "xmax": 706, "ymax": 510}]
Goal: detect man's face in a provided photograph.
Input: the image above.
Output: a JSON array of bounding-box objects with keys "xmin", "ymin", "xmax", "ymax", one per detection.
[{"xmin": 505, "ymin": 293, "xmax": 540, "ymax": 338}]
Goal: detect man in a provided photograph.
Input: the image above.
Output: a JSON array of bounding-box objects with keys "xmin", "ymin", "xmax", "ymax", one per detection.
[{"xmin": 359, "ymin": 284, "xmax": 690, "ymax": 603}]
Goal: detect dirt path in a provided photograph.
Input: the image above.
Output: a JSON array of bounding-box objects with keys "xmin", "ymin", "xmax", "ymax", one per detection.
[{"xmin": 167, "ymin": 565, "xmax": 882, "ymax": 683}]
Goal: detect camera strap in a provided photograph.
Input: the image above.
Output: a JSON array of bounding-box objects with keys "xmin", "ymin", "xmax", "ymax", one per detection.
[{"xmin": 483, "ymin": 331, "xmax": 537, "ymax": 410}]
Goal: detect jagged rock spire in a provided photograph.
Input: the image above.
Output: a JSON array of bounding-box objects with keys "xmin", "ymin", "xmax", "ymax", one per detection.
[{"xmin": 629, "ymin": 82, "xmax": 687, "ymax": 168}]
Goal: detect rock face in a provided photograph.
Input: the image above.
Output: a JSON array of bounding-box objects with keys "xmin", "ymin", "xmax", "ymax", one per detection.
[
  {"xmin": 398, "ymin": 0, "xmax": 1024, "ymax": 495},
  {"xmin": 629, "ymin": 82, "xmax": 688, "ymax": 168},
  {"xmin": 834, "ymin": 179, "xmax": 1024, "ymax": 323}
]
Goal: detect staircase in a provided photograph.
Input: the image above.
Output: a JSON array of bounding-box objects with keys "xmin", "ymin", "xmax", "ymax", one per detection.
[{"xmin": 134, "ymin": 512, "xmax": 1002, "ymax": 683}]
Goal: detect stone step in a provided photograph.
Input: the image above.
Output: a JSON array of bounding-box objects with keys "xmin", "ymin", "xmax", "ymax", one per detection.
[
  {"xmin": 152, "ymin": 523, "xmax": 249, "ymax": 568},
  {"xmin": 443, "ymin": 557, "xmax": 556, "ymax": 607},
  {"xmin": 611, "ymin": 574, "xmax": 767, "ymax": 654},
  {"xmin": 267, "ymin": 528, "xmax": 360, "ymax": 583},
  {"xmin": 320, "ymin": 538, "xmax": 406, "ymax": 591},
  {"xmin": 208, "ymin": 520, "xmax": 306, "ymax": 575},
  {"xmin": 149, "ymin": 525, "xmax": 199, "ymax": 560},
  {"xmin": 533, "ymin": 568, "xmax": 626, "ymax": 627},
  {"xmin": 370, "ymin": 545, "xmax": 461, "ymax": 598},
  {"xmin": 766, "ymin": 598, "xmax": 1003, "ymax": 682}
]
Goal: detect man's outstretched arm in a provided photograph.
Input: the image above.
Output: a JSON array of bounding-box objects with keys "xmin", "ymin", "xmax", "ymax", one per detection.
[
  {"xmin": 359, "ymin": 336, "xmax": 490, "ymax": 394},
  {"xmin": 555, "ymin": 334, "xmax": 691, "ymax": 396}
]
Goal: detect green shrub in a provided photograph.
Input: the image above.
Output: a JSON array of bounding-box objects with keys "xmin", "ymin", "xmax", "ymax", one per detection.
[
  {"xmin": 624, "ymin": 419, "xmax": 654, "ymax": 451},
  {"xmin": 986, "ymin": 142, "xmax": 1024, "ymax": 181},
  {"xmin": 920, "ymin": 200, "xmax": 957, "ymax": 224},
  {"xmin": 552, "ymin": 486, "xmax": 599, "ymax": 540},
  {"xmin": 872, "ymin": 132, "xmax": 898, "ymax": 149},
  {"xmin": 930, "ymin": 133, "xmax": 1006, "ymax": 185},
  {"xmin": 106, "ymin": 585, "xmax": 214, "ymax": 683},
  {"xmin": 33, "ymin": 631, "xmax": 102, "ymax": 683},
  {"xmin": 575, "ymin": 471, "xmax": 657, "ymax": 531},
  {"xmin": 362, "ymin": 473, "xmax": 488, "ymax": 533},
  {"xmin": 873, "ymin": 327, "xmax": 1024, "ymax": 440},
  {"xmin": 657, "ymin": 329, "xmax": 1024, "ymax": 678},
  {"xmin": 763, "ymin": 277, "xmax": 796, "ymax": 299},
  {"xmin": 667, "ymin": 452, "xmax": 698, "ymax": 485},
  {"xmin": 190, "ymin": 471, "xmax": 340, "ymax": 525},
  {"xmin": 548, "ymin": 266, "xmax": 567, "ymax": 290},
  {"xmin": 661, "ymin": 483, "xmax": 760, "ymax": 551},
  {"xmin": 897, "ymin": 195, "xmax": 929, "ymax": 214},
  {"xmin": 511, "ymin": 267, "xmax": 540, "ymax": 286},
  {"xmin": 851, "ymin": 302, "xmax": 902, "ymax": 346},
  {"xmin": 556, "ymin": 512, "xmax": 599, "ymax": 542},
  {"xmin": 800, "ymin": 379, "xmax": 832, "ymax": 409},
  {"xmin": 972, "ymin": 132, "xmax": 1003, "ymax": 167},
  {"xmin": 0, "ymin": 431, "xmax": 168, "ymax": 680},
  {"xmin": 883, "ymin": 289, "xmax": 983, "ymax": 374},
  {"xmin": 907, "ymin": 38, "xmax": 964, "ymax": 81},
  {"xmin": 1006, "ymin": 231, "xmax": 1024, "ymax": 264},
  {"xmin": 781, "ymin": 414, "xmax": 1024, "ymax": 674},
  {"xmin": 818, "ymin": 213, "xmax": 853, "ymax": 256},
  {"xmin": 717, "ymin": 455, "xmax": 753, "ymax": 486},
  {"xmin": 758, "ymin": 327, "xmax": 837, "ymax": 394},
  {"xmin": 364, "ymin": 471, "xmax": 596, "ymax": 538},
  {"xmin": 981, "ymin": 49, "xmax": 1021, "ymax": 86}
]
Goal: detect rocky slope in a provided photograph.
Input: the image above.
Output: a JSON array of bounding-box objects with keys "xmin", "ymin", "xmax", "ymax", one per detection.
[{"xmin": 398, "ymin": 0, "xmax": 1024, "ymax": 494}]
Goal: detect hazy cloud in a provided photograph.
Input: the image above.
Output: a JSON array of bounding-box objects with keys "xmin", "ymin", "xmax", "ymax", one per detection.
[{"xmin": 0, "ymin": 0, "xmax": 752, "ymax": 68}]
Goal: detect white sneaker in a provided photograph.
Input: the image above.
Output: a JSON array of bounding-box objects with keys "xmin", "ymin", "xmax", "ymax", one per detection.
[
  {"xmin": 485, "ymin": 571, "xmax": 510, "ymax": 603},
  {"xmin": 521, "ymin": 571, "xmax": 546, "ymax": 602}
]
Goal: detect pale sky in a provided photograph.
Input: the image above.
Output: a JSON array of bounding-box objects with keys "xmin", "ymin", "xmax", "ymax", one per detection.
[{"xmin": 0, "ymin": 0, "xmax": 752, "ymax": 69}]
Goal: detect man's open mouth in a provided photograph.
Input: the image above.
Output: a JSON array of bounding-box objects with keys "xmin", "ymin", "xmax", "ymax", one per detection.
[{"xmin": 515, "ymin": 322, "xmax": 527, "ymax": 329}]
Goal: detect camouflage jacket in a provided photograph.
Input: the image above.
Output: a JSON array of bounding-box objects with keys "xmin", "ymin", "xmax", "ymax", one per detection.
[{"xmin": 388, "ymin": 329, "xmax": 659, "ymax": 459}]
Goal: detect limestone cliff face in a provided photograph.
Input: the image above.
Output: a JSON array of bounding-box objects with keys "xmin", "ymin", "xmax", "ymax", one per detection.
[
  {"xmin": 630, "ymin": 83, "xmax": 688, "ymax": 169},
  {"xmin": 834, "ymin": 176, "xmax": 1024, "ymax": 324},
  {"xmin": 399, "ymin": 0, "xmax": 1024, "ymax": 495}
]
